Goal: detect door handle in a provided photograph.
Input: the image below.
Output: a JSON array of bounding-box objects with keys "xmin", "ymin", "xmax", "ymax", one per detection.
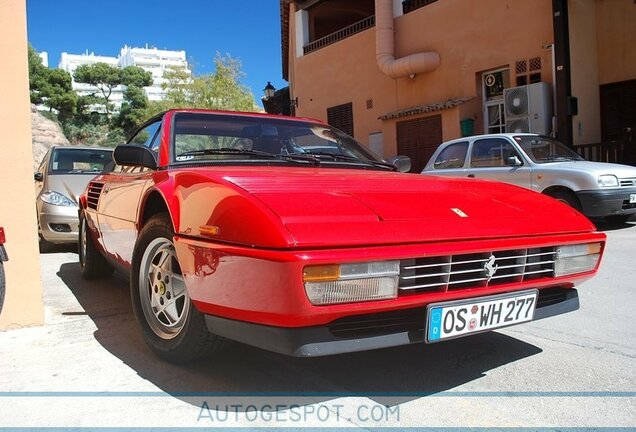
[{"xmin": 467, "ymin": 174, "xmax": 475, "ymax": 178}]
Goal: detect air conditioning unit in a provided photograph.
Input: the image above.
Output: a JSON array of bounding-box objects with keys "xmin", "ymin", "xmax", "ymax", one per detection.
[{"xmin": 504, "ymin": 82, "xmax": 552, "ymax": 135}]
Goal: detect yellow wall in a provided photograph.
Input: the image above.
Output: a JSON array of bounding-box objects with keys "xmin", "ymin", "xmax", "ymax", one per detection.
[
  {"xmin": 290, "ymin": 0, "xmax": 554, "ymax": 156},
  {"xmin": 596, "ymin": 0, "xmax": 636, "ymax": 85},
  {"xmin": 569, "ymin": 0, "xmax": 602, "ymax": 145},
  {"xmin": 0, "ymin": 0, "xmax": 44, "ymax": 330}
]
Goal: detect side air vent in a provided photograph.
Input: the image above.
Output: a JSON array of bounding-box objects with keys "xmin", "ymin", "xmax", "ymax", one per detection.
[{"xmin": 86, "ymin": 182, "xmax": 104, "ymax": 210}]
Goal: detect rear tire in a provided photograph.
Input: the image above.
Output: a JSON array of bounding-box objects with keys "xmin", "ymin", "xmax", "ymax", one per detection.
[
  {"xmin": 545, "ymin": 189, "xmax": 582, "ymax": 212},
  {"xmin": 38, "ymin": 233, "xmax": 55, "ymax": 254},
  {"xmin": 78, "ymin": 212, "xmax": 113, "ymax": 279},
  {"xmin": 130, "ymin": 213, "xmax": 225, "ymax": 363}
]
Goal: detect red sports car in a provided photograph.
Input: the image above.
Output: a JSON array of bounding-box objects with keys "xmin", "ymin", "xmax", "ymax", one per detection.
[{"xmin": 79, "ymin": 109, "xmax": 606, "ymax": 362}]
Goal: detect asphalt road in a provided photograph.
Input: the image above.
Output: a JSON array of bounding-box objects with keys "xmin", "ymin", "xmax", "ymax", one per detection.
[{"xmin": 0, "ymin": 221, "xmax": 634, "ymax": 428}]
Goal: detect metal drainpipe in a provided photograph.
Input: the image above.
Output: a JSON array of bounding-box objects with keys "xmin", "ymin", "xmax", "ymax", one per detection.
[
  {"xmin": 552, "ymin": 0, "xmax": 574, "ymax": 146},
  {"xmin": 375, "ymin": 0, "xmax": 440, "ymax": 79}
]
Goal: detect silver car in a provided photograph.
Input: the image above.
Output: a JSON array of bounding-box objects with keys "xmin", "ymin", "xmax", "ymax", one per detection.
[
  {"xmin": 422, "ymin": 133, "xmax": 636, "ymax": 221},
  {"xmin": 35, "ymin": 146, "xmax": 113, "ymax": 250}
]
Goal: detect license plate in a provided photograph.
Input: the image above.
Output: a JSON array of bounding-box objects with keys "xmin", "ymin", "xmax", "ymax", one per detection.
[
  {"xmin": 426, "ymin": 290, "xmax": 538, "ymax": 343},
  {"xmin": 630, "ymin": 194, "xmax": 636, "ymax": 204}
]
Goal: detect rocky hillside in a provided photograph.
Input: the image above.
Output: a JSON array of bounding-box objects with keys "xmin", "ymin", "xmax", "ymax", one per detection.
[{"xmin": 31, "ymin": 105, "xmax": 71, "ymax": 171}]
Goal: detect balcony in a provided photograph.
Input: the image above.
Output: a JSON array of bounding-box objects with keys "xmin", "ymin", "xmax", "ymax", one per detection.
[
  {"xmin": 402, "ymin": 0, "xmax": 438, "ymax": 14},
  {"xmin": 303, "ymin": 15, "xmax": 376, "ymax": 55}
]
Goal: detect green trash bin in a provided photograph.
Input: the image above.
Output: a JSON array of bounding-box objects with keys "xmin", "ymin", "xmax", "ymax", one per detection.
[{"xmin": 460, "ymin": 118, "xmax": 475, "ymax": 137}]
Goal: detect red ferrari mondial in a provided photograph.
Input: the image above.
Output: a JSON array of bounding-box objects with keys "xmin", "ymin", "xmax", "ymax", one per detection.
[{"xmin": 79, "ymin": 109, "xmax": 605, "ymax": 362}]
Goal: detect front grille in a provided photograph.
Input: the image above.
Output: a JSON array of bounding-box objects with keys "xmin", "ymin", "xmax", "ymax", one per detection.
[
  {"xmin": 622, "ymin": 200, "xmax": 636, "ymax": 210},
  {"xmin": 86, "ymin": 182, "xmax": 104, "ymax": 210},
  {"xmin": 619, "ymin": 178, "xmax": 636, "ymax": 187},
  {"xmin": 399, "ymin": 247, "xmax": 556, "ymax": 294},
  {"xmin": 536, "ymin": 287, "xmax": 570, "ymax": 308},
  {"xmin": 327, "ymin": 287, "xmax": 571, "ymax": 339},
  {"xmin": 328, "ymin": 307, "xmax": 427, "ymax": 338}
]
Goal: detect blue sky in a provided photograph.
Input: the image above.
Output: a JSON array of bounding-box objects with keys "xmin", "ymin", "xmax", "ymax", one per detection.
[{"xmin": 26, "ymin": 0, "xmax": 288, "ymax": 106}]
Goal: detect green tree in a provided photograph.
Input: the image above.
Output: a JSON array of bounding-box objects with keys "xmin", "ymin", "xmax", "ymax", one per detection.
[
  {"xmin": 40, "ymin": 69, "xmax": 78, "ymax": 121},
  {"xmin": 28, "ymin": 45, "xmax": 48, "ymax": 104},
  {"xmin": 28, "ymin": 45, "xmax": 77, "ymax": 121},
  {"xmin": 115, "ymin": 86, "xmax": 150, "ymax": 137},
  {"xmin": 73, "ymin": 62, "xmax": 122, "ymax": 115},
  {"xmin": 113, "ymin": 66, "xmax": 153, "ymax": 136},
  {"xmin": 157, "ymin": 53, "xmax": 256, "ymax": 112},
  {"xmin": 120, "ymin": 65, "xmax": 153, "ymax": 88}
]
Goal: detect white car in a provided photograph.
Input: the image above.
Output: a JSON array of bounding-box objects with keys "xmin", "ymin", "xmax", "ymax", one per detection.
[{"xmin": 422, "ymin": 133, "xmax": 636, "ymax": 221}]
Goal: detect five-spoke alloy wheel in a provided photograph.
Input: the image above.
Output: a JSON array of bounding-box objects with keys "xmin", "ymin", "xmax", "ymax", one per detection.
[{"xmin": 131, "ymin": 213, "xmax": 224, "ymax": 362}]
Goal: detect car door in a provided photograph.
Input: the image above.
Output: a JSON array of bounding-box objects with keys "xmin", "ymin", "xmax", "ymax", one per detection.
[
  {"xmin": 424, "ymin": 141, "xmax": 469, "ymax": 177},
  {"xmin": 98, "ymin": 121, "xmax": 162, "ymax": 267},
  {"xmin": 464, "ymin": 137, "xmax": 532, "ymax": 189}
]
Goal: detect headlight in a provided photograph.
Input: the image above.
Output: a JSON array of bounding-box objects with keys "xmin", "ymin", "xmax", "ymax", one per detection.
[
  {"xmin": 598, "ymin": 175, "xmax": 619, "ymax": 187},
  {"xmin": 554, "ymin": 243, "xmax": 602, "ymax": 277},
  {"xmin": 303, "ymin": 261, "xmax": 400, "ymax": 305},
  {"xmin": 40, "ymin": 191, "xmax": 76, "ymax": 207}
]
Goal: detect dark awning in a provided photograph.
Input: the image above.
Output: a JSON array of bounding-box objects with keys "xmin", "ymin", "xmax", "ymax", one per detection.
[{"xmin": 379, "ymin": 96, "xmax": 474, "ymax": 121}]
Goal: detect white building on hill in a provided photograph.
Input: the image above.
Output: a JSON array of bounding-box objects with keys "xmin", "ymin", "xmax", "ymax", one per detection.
[{"xmin": 58, "ymin": 45, "xmax": 190, "ymax": 111}]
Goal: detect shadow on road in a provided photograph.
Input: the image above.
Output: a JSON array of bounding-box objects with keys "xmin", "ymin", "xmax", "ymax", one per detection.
[
  {"xmin": 594, "ymin": 219, "xmax": 635, "ymax": 232},
  {"xmin": 56, "ymin": 262, "xmax": 542, "ymax": 409}
]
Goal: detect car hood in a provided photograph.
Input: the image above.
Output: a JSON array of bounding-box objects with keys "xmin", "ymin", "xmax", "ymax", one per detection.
[
  {"xmin": 541, "ymin": 160, "xmax": 636, "ymax": 178},
  {"xmin": 213, "ymin": 168, "xmax": 595, "ymax": 248},
  {"xmin": 43, "ymin": 173, "xmax": 101, "ymax": 204}
]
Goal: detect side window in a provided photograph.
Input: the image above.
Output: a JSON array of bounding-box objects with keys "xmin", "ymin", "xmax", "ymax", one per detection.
[
  {"xmin": 470, "ymin": 138, "xmax": 521, "ymax": 168},
  {"xmin": 38, "ymin": 150, "xmax": 50, "ymax": 174},
  {"xmin": 433, "ymin": 142, "xmax": 468, "ymax": 169},
  {"xmin": 128, "ymin": 121, "xmax": 161, "ymax": 147},
  {"xmin": 148, "ymin": 127, "xmax": 162, "ymax": 153}
]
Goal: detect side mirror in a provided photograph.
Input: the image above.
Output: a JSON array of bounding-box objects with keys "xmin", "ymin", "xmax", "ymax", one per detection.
[
  {"xmin": 34, "ymin": 172, "xmax": 43, "ymax": 182},
  {"xmin": 113, "ymin": 144, "xmax": 157, "ymax": 170},
  {"xmin": 386, "ymin": 155, "xmax": 412, "ymax": 173},
  {"xmin": 505, "ymin": 156, "xmax": 522, "ymax": 167}
]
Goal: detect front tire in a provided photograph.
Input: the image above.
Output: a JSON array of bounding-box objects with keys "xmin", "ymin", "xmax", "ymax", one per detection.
[
  {"xmin": 545, "ymin": 189, "xmax": 582, "ymax": 212},
  {"xmin": 79, "ymin": 212, "xmax": 113, "ymax": 279},
  {"xmin": 130, "ymin": 213, "xmax": 224, "ymax": 363}
]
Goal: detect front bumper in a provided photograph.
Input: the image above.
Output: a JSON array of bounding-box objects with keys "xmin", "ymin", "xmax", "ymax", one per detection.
[
  {"xmin": 576, "ymin": 187, "xmax": 636, "ymax": 218},
  {"xmin": 204, "ymin": 287, "xmax": 579, "ymax": 357},
  {"xmin": 38, "ymin": 207, "xmax": 80, "ymax": 244}
]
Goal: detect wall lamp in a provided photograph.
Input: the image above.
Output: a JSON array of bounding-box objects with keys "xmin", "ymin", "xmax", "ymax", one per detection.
[{"xmin": 263, "ymin": 82, "xmax": 298, "ymax": 108}]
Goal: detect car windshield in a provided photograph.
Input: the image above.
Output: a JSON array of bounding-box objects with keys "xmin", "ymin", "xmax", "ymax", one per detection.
[
  {"xmin": 514, "ymin": 136, "xmax": 584, "ymax": 163},
  {"xmin": 172, "ymin": 113, "xmax": 391, "ymax": 169},
  {"xmin": 50, "ymin": 148, "xmax": 114, "ymax": 174}
]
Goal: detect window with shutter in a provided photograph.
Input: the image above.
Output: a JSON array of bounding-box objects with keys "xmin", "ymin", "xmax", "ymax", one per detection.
[
  {"xmin": 396, "ymin": 115, "xmax": 443, "ymax": 173},
  {"xmin": 327, "ymin": 103, "xmax": 354, "ymax": 137}
]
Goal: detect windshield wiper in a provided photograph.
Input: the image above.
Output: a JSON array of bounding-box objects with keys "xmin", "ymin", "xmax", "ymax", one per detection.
[
  {"xmin": 67, "ymin": 169, "xmax": 102, "ymax": 173},
  {"xmin": 178, "ymin": 148, "xmax": 279, "ymax": 158},
  {"xmin": 543, "ymin": 156, "xmax": 579, "ymax": 162},
  {"xmin": 176, "ymin": 148, "xmax": 321, "ymax": 166},
  {"xmin": 304, "ymin": 152, "xmax": 396, "ymax": 170}
]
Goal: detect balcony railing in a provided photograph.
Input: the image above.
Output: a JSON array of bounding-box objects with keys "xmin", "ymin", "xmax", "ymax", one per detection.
[
  {"xmin": 402, "ymin": 0, "xmax": 438, "ymax": 14},
  {"xmin": 303, "ymin": 15, "xmax": 376, "ymax": 55},
  {"xmin": 575, "ymin": 141, "xmax": 636, "ymax": 166}
]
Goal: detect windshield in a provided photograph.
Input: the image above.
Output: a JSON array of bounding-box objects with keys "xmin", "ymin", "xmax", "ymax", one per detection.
[
  {"xmin": 514, "ymin": 136, "xmax": 584, "ymax": 163},
  {"xmin": 172, "ymin": 113, "xmax": 388, "ymax": 169},
  {"xmin": 49, "ymin": 148, "xmax": 114, "ymax": 174}
]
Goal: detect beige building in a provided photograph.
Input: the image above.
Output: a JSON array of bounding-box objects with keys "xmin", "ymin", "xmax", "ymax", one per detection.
[
  {"xmin": 0, "ymin": 0, "xmax": 44, "ymax": 329},
  {"xmin": 273, "ymin": 0, "xmax": 636, "ymax": 172}
]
